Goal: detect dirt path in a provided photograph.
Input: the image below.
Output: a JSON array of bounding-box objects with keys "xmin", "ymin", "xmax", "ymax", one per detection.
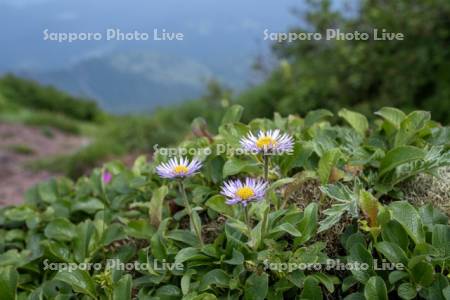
[{"xmin": 0, "ymin": 122, "xmax": 89, "ymax": 206}]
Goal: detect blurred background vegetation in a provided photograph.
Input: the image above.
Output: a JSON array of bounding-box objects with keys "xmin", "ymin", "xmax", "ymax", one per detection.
[{"xmin": 0, "ymin": 0, "xmax": 449, "ymax": 178}]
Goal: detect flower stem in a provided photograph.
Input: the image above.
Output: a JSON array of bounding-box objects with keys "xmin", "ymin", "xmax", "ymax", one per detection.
[
  {"xmin": 178, "ymin": 180, "xmax": 204, "ymax": 247},
  {"xmin": 263, "ymin": 154, "xmax": 269, "ymax": 181},
  {"xmin": 243, "ymin": 204, "xmax": 251, "ymax": 233},
  {"xmin": 178, "ymin": 180, "xmax": 192, "ymax": 215}
]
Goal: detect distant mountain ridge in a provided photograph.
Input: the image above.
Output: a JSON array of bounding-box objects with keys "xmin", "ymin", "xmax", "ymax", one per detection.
[{"xmin": 18, "ymin": 52, "xmax": 220, "ymax": 113}]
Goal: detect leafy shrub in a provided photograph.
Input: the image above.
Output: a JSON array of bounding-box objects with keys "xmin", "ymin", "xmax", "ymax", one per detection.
[
  {"xmin": 239, "ymin": 0, "xmax": 450, "ymax": 123},
  {"xmin": 7, "ymin": 144, "xmax": 35, "ymax": 155},
  {"xmin": 22, "ymin": 111, "xmax": 81, "ymax": 135},
  {"xmin": 0, "ymin": 74, "xmax": 102, "ymax": 122},
  {"xmin": 28, "ymin": 138, "xmax": 123, "ymax": 178},
  {"xmin": 0, "ymin": 106, "xmax": 449, "ymax": 299}
]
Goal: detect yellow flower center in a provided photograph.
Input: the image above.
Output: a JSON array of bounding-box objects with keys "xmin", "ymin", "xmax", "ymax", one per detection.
[
  {"xmin": 235, "ymin": 186, "xmax": 255, "ymax": 200},
  {"xmin": 173, "ymin": 165, "xmax": 189, "ymax": 175},
  {"xmin": 256, "ymin": 136, "xmax": 277, "ymax": 149}
]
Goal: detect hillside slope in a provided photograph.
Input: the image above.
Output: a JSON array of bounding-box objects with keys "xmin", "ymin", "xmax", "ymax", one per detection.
[{"xmin": 0, "ymin": 123, "xmax": 89, "ymax": 206}]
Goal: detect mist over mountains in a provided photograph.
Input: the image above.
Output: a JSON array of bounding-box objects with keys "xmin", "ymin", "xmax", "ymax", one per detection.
[
  {"xmin": 0, "ymin": 0, "xmax": 302, "ymax": 113},
  {"xmin": 18, "ymin": 52, "xmax": 224, "ymax": 113}
]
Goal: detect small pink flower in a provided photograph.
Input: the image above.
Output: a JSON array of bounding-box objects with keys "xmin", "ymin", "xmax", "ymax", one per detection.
[{"xmin": 102, "ymin": 170, "xmax": 112, "ymax": 184}]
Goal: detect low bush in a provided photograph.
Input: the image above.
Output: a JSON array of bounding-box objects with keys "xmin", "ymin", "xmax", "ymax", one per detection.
[
  {"xmin": 22, "ymin": 111, "xmax": 82, "ymax": 135},
  {"xmin": 7, "ymin": 144, "xmax": 35, "ymax": 155},
  {"xmin": 0, "ymin": 74, "xmax": 102, "ymax": 122},
  {"xmin": 0, "ymin": 106, "xmax": 449, "ymax": 299}
]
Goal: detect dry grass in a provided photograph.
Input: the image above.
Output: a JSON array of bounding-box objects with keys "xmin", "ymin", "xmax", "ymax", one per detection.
[
  {"xmin": 284, "ymin": 177, "xmax": 354, "ymax": 256},
  {"xmin": 401, "ymin": 166, "xmax": 450, "ymax": 216}
]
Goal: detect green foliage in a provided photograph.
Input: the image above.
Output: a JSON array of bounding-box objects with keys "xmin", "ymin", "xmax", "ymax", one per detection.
[
  {"xmin": 239, "ymin": 0, "xmax": 450, "ymax": 123},
  {"xmin": 7, "ymin": 144, "xmax": 35, "ymax": 155},
  {"xmin": 0, "ymin": 74, "xmax": 101, "ymax": 121},
  {"xmin": 28, "ymin": 137, "xmax": 123, "ymax": 178},
  {"xmin": 22, "ymin": 111, "xmax": 82, "ymax": 134},
  {"xmin": 0, "ymin": 106, "xmax": 449, "ymax": 299}
]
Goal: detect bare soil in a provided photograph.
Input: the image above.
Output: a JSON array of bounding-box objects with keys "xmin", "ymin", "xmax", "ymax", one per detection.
[{"xmin": 0, "ymin": 122, "xmax": 89, "ymax": 206}]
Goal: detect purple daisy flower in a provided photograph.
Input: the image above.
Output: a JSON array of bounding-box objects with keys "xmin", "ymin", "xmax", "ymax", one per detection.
[
  {"xmin": 240, "ymin": 129, "xmax": 294, "ymax": 154},
  {"xmin": 221, "ymin": 178, "xmax": 268, "ymax": 206},
  {"xmin": 156, "ymin": 157, "xmax": 202, "ymax": 179}
]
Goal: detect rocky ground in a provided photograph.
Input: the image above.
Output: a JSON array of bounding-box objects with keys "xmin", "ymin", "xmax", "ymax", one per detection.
[{"xmin": 0, "ymin": 122, "xmax": 89, "ymax": 206}]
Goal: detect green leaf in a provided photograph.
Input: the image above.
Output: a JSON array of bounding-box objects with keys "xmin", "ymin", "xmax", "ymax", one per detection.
[
  {"xmin": 375, "ymin": 242, "xmax": 408, "ymax": 265},
  {"xmin": 310, "ymin": 273, "xmax": 339, "ymax": 293},
  {"xmin": 318, "ymin": 183, "xmax": 358, "ymax": 232},
  {"xmin": 72, "ymin": 198, "xmax": 104, "ymax": 214},
  {"xmin": 268, "ymin": 177, "xmax": 296, "ymax": 192},
  {"xmin": 338, "ymin": 108, "xmax": 369, "ymax": 136},
  {"xmin": 420, "ymin": 273, "xmax": 448, "ymax": 300},
  {"xmin": 379, "ymin": 146, "xmax": 425, "ymax": 177},
  {"xmin": 73, "ymin": 221, "xmax": 98, "ymax": 263},
  {"xmin": 318, "ymin": 148, "xmax": 342, "ymax": 184},
  {"xmin": 375, "ymin": 107, "xmax": 406, "ymax": 129},
  {"xmin": 44, "ymin": 218, "xmax": 76, "ymax": 242},
  {"xmin": 248, "ymin": 219, "xmax": 264, "ymax": 250},
  {"xmin": 442, "ymin": 286, "xmax": 450, "ymax": 300},
  {"xmin": 155, "ymin": 285, "xmax": 181, "ymax": 299},
  {"xmin": 432, "ymin": 224, "xmax": 450, "ymax": 258},
  {"xmin": 296, "ymin": 202, "xmax": 318, "ymax": 244},
  {"xmin": 389, "ymin": 201, "xmax": 425, "ymax": 244},
  {"xmin": 54, "ymin": 269, "xmax": 96, "ymax": 298},
  {"xmin": 300, "ymin": 277, "xmax": 323, "ymax": 300},
  {"xmin": 280, "ymin": 142, "xmax": 314, "ymax": 174},
  {"xmin": 199, "ymin": 269, "xmax": 230, "ymax": 291},
  {"xmin": 41, "ymin": 240, "xmax": 70, "ymax": 262},
  {"xmin": 428, "ymin": 127, "xmax": 450, "ymax": 146},
  {"xmin": 131, "ymin": 155, "xmax": 148, "ymax": 175},
  {"xmin": 364, "ymin": 276, "xmax": 388, "ymax": 300},
  {"xmin": 125, "ymin": 219, "xmax": 154, "ymax": 239},
  {"xmin": 190, "ymin": 293, "xmax": 218, "ymax": 300},
  {"xmin": 113, "ymin": 274, "xmax": 132, "ymax": 300},
  {"xmin": 0, "ymin": 266, "xmax": 18, "ymax": 300},
  {"xmin": 4, "ymin": 205, "xmax": 36, "ymax": 222},
  {"xmin": 343, "ymin": 293, "xmax": 365, "ymax": 300},
  {"xmin": 38, "ymin": 180, "xmax": 58, "ymax": 203},
  {"xmin": 348, "ymin": 244, "xmax": 374, "ymax": 283},
  {"xmin": 190, "ymin": 210, "xmax": 203, "ymax": 244},
  {"xmin": 419, "ymin": 204, "xmax": 448, "ymax": 228},
  {"xmin": 388, "ymin": 270, "xmax": 409, "ymax": 284},
  {"xmin": 224, "ymin": 249, "xmax": 244, "ymax": 265},
  {"xmin": 149, "ymin": 185, "xmax": 168, "ymax": 228},
  {"xmin": 244, "ymin": 272, "xmax": 268, "ymax": 300},
  {"xmin": 219, "ymin": 123, "xmax": 249, "ymax": 147},
  {"xmin": 381, "ymin": 220, "xmax": 409, "ymax": 250},
  {"xmin": 394, "ymin": 111, "xmax": 431, "ymax": 147},
  {"xmin": 101, "ymin": 223, "xmax": 126, "ymax": 246},
  {"xmin": 271, "ymin": 223, "xmax": 302, "ymax": 237},
  {"xmin": 205, "ymin": 195, "xmax": 234, "ymax": 217},
  {"xmin": 304, "ymin": 109, "xmax": 333, "ymax": 128},
  {"xmin": 221, "ymin": 105, "xmax": 244, "ymax": 125},
  {"xmin": 222, "ymin": 157, "xmax": 260, "ymax": 178},
  {"xmin": 411, "ymin": 261, "xmax": 434, "ymax": 287},
  {"xmin": 175, "ymin": 247, "xmax": 210, "ymax": 264},
  {"xmin": 226, "ymin": 218, "xmax": 250, "ymax": 236},
  {"xmin": 397, "ymin": 283, "xmax": 417, "ymax": 300},
  {"xmin": 181, "ymin": 269, "xmax": 196, "ymax": 295},
  {"xmin": 167, "ymin": 230, "xmax": 199, "ymax": 247},
  {"xmin": 342, "ymin": 276, "xmax": 358, "ymax": 292}
]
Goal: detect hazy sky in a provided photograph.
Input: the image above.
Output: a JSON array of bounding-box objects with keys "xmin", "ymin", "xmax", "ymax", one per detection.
[{"xmin": 0, "ymin": 0, "xmax": 304, "ymax": 72}]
